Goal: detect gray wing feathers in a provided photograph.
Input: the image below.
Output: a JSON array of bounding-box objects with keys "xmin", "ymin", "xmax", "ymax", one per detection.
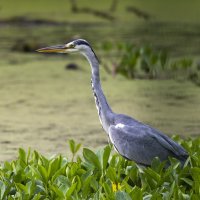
[
  {"xmin": 151, "ymin": 129, "xmax": 187, "ymax": 156},
  {"xmin": 108, "ymin": 124, "xmax": 187, "ymax": 166}
]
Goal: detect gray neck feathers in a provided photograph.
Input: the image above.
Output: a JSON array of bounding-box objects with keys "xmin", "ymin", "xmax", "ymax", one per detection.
[{"xmin": 82, "ymin": 49, "xmax": 113, "ymax": 131}]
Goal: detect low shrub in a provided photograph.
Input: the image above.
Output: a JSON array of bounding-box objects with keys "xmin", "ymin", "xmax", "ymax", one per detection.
[{"xmin": 0, "ymin": 137, "xmax": 200, "ymax": 199}]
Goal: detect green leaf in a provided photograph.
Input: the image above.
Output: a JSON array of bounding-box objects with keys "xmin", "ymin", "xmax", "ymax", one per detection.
[
  {"xmin": 0, "ymin": 181, "xmax": 6, "ymax": 199},
  {"xmin": 50, "ymin": 185, "xmax": 65, "ymax": 198},
  {"xmin": 48, "ymin": 156, "xmax": 62, "ymax": 180},
  {"xmin": 103, "ymin": 182, "xmax": 112, "ymax": 197},
  {"xmin": 26, "ymin": 181, "xmax": 36, "ymax": 196},
  {"xmin": 69, "ymin": 139, "xmax": 76, "ymax": 154},
  {"xmin": 32, "ymin": 194, "xmax": 42, "ymax": 200},
  {"xmin": 151, "ymin": 157, "xmax": 165, "ymax": 173},
  {"xmin": 38, "ymin": 165, "xmax": 48, "ymax": 183},
  {"xmin": 102, "ymin": 145, "xmax": 111, "ymax": 171},
  {"xmin": 90, "ymin": 177, "xmax": 99, "ymax": 191},
  {"xmin": 130, "ymin": 186, "xmax": 143, "ymax": 199},
  {"xmin": 74, "ymin": 176, "xmax": 81, "ymax": 193},
  {"xmin": 82, "ymin": 175, "xmax": 92, "ymax": 198},
  {"xmin": 83, "ymin": 148, "xmax": 101, "ymax": 171},
  {"xmin": 106, "ymin": 167, "xmax": 117, "ymax": 182},
  {"xmin": 75, "ymin": 143, "xmax": 81, "ymax": 154},
  {"xmin": 51, "ymin": 165, "xmax": 67, "ymax": 183},
  {"xmin": 66, "ymin": 182, "xmax": 77, "ymax": 198},
  {"xmin": 191, "ymin": 167, "xmax": 200, "ymax": 181},
  {"xmin": 15, "ymin": 183, "xmax": 28, "ymax": 193},
  {"xmin": 56, "ymin": 175, "xmax": 70, "ymax": 187},
  {"xmin": 115, "ymin": 191, "xmax": 132, "ymax": 200},
  {"xmin": 191, "ymin": 167, "xmax": 200, "ymax": 194},
  {"xmin": 126, "ymin": 165, "xmax": 139, "ymax": 184},
  {"xmin": 144, "ymin": 167, "xmax": 160, "ymax": 183},
  {"xmin": 181, "ymin": 177, "xmax": 193, "ymax": 186},
  {"xmin": 150, "ymin": 192, "xmax": 163, "ymax": 200},
  {"xmin": 39, "ymin": 154, "xmax": 49, "ymax": 169},
  {"xmin": 18, "ymin": 148, "xmax": 27, "ymax": 167}
]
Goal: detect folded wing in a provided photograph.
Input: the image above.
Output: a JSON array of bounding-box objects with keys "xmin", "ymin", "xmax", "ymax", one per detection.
[{"xmin": 108, "ymin": 123, "xmax": 188, "ymax": 166}]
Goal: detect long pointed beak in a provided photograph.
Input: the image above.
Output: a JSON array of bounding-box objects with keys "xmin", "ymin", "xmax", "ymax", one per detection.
[{"xmin": 36, "ymin": 45, "xmax": 67, "ymax": 53}]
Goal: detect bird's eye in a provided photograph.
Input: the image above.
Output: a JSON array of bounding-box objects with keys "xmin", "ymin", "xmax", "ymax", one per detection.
[{"xmin": 69, "ymin": 44, "xmax": 75, "ymax": 48}]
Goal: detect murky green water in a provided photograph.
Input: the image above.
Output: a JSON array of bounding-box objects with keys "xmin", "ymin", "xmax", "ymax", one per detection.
[
  {"xmin": 1, "ymin": 20, "xmax": 200, "ymax": 161},
  {"xmin": 1, "ymin": 20, "xmax": 200, "ymax": 57}
]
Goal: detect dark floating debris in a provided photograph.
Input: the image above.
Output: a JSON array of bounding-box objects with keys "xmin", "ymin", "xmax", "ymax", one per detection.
[{"xmin": 65, "ymin": 63, "xmax": 80, "ymax": 70}]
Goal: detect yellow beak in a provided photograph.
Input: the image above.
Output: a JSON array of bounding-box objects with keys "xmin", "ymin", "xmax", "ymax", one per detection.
[{"xmin": 36, "ymin": 45, "xmax": 67, "ymax": 53}]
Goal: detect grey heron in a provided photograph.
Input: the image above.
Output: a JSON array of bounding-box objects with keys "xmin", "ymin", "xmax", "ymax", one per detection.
[{"xmin": 37, "ymin": 39, "xmax": 188, "ymax": 166}]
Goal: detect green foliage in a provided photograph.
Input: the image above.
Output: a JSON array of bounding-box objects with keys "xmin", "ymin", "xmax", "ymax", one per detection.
[
  {"xmin": 116, "ymin": 45, "xmax": 168, "ymax": 79},
  {"xmin": 0, "ymin": 137, "xmax": 200, "ymax": 199},
  {"xmin": 102, "ymin": 41, "xmax": 200, "ymax": 85},
  {"xmin": 68, "ymin": 139, "xmax": 81, "ymax": 162}
]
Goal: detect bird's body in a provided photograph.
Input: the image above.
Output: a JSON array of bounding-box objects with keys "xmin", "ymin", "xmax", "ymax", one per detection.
[
  {"xmin": 37, "ymin": 39, "xmax": 188, "ymax": 166},
  {"xmin": 109, "ymin": 115, "xmax": 188, "ymax": 166}
]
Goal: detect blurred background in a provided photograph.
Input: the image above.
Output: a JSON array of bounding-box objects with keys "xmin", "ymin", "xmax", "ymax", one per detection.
[{"xmin": 0, "ymin": 0, "xmax": 200, "ymax": 161}]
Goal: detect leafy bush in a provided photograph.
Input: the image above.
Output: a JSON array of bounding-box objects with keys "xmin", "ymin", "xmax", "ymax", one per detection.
[
  {"xmin": 116, "ymin": 45, "xmax": 168, "ymax": 79},
  {"xmin": 0, "ymin": 137, "xmax": 200, "ymax": 199},
  {"xmin": 101, "ymin": 41, "xmax": 200, "ymax": 85}
]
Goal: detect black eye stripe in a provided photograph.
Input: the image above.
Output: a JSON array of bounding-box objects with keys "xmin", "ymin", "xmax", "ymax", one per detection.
[{"xmin": 74, "ymin": 39, "xmax": 90, "ymax": 46}]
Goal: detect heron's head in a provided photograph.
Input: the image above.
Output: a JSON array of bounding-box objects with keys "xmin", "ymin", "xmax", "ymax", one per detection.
[
  {"xmin": 36, "ymin": 39, "xmax": 99, "ymax": 62},
  {"xmin": 37, "ymin": 39, "xmax": 100, "ymax": 63},
  {"xmin": 37, "ymin": 39, "xmax": 94, "ymax": 54}
]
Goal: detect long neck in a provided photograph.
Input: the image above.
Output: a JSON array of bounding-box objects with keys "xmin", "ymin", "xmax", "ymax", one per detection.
[{"xmin": 82, "ymin": 50, "xmax": 114, "ymax": 132}]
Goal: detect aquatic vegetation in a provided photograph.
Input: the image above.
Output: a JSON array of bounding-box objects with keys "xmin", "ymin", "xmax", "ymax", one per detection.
[{"xmin": 102, "ymin": 41, "xmax": 200, "ymax": 85}]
